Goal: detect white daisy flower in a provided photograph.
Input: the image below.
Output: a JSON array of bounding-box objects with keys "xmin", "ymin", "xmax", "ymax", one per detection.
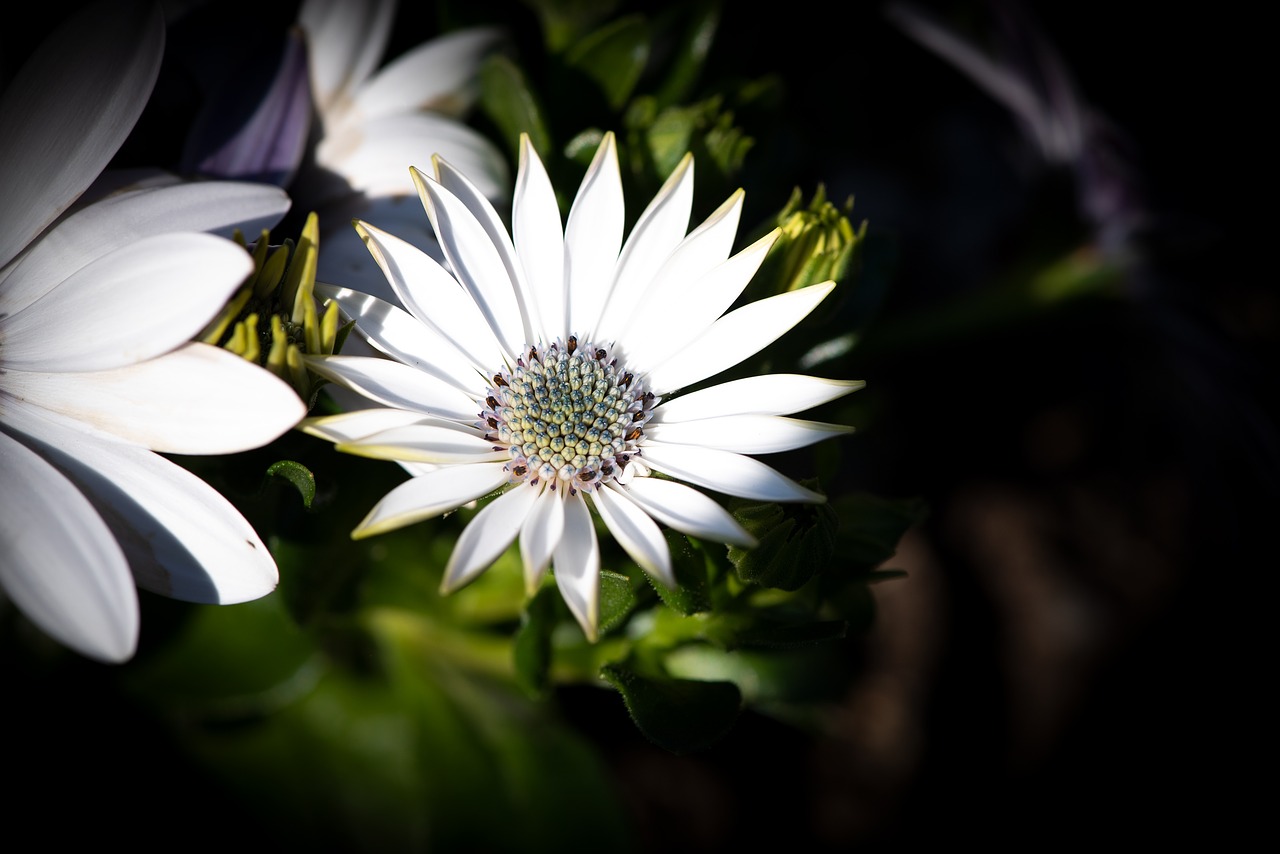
[
  {"xmin": 295, "ymin": 0, "xmax": 510, "ymax": 301},
  {"xmin": 302, "ymin": 131, "xmax": 861, "ymax": 640},
  {"xmin": 0, "ymin": 1, "xmax": 306, "ymax": 662}
]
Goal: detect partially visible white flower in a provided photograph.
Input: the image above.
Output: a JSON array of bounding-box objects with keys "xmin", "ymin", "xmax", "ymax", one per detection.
[
  {"xmin": 302, "ymin": 131, "xmax": 861, "ymax": 640},
  {"xmin": 0, "ymin": 0, "xmax": 305, "ymax": 662},
  {"xmin": 295, "ymin": 0, "xmax": 510, "ymax": 302}
]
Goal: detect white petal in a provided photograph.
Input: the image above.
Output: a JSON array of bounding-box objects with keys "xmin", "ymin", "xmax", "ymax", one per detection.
[
  {"xmin": 433, "ymin": 155, "xmax": 539, "ymax": 342},
  {"xmin": 413, "ymin": 168, "xmax": 525, "ymax": 358},
  {"xmin": 645, "ymin": 415, "xmax": 853, "ymax": 454},
  {"xmin": 513, "ymin": 134, "xmax": 566, "ymax": 337},
  {"xmin": 354, "ymin": 462, "xmax": 509, "ymax": 538},
  {"xmin": 319, "ymin": 113, "xmax": 508, "ymax": 202},
  {"xmin": 592, "ymin": 484, "xmax": 674, "ymax": 588},
  {"xmin": 442, "ymin": 484, "xmax": 541, "ymax": 592},
  {"xmin": 5, "ymin": 402, "xmax": 279, "ymax": 604},
  {"xmin": 298, "ymin": 0, "xmax": 394, "ymax": 116},
  {"xmin": 299, "ymin": 407, "xmax": 428, "ymax": 444},
  {"xmin": 338, "ymin": 422, "xmax": 508, "ymax": 464},
  {"xmin": 304, "ymin": 354, "xmax": 481, "ymax": 421},
  {"xmin": 352, "ymin": 27, "xmax": 503, "ymax": 120},
  {"xmin": 594, "ymin": 153, "xmax": 694, "ymax": 343},
  {"xmin": 653, "ymin": 374, "xmax": 865, "ymax": 421},
  {"xmin": 619, "ymin": 477, "xmax": 756, "ymax": 547},
  {"xmin": 644, "ymin": 282, "xmax": 836, "ymax": 395},
  {"xmin": 0, "ymin": 429, "xmax": 137, "ymax": 662},
  {"xmin": 1, "ymin": 234, "xmax": 252, "ymax": 373},
  {"xmin": 564, "ymin": 132, "xmax": 624, "ymax": 336},
  {"xmin": 607, "ymin": 188, "xmax": 744, "ymax": 349},
  {"xmin": 347, "ymin": 221, "xmax": 506, "ymax": 373},
  {"xmin": 317, "ymin": 282, "xmax": 488, "ymax": 394},
  {"xmin": 1, "ymin": 181, "xmax": 289, "ymax": 317},
  {"xmin": 0, "ymin": 0, "xmax": 163, "ymax": 270},
  {"xmin": 623, "ymin": 228, "xmax": 779, "ymax": 372},
  {"xmin": 553, "ymin": 492, "xmax": 600, "ymax": 641},
  {"xmin": 641, "ymin": 441, "xmax": 825, "ymax": 503},
  {"xmin": 9, "ymin": 343, "xmax": 305, "ymax": 454},
  {"xmin": 519, "ymin": 485, "xmax": 564, "ymax": 593},
  {"xmin": 314, "ymin": 194, "xmax": 440, "ymax": 305}
]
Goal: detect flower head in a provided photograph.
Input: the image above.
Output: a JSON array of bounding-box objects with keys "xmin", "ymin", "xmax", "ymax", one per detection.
[
  {"xmin": 303, "ymin": 132, "xmax": 860, "ymax": 639},
  {"xmin": 0, "ymin": 0, "xmax": 305, "ymax": 662}
]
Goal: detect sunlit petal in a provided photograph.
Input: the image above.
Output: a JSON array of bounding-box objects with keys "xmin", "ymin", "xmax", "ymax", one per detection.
[
  {"xmin": 646, "ymin": 414, "xmax": 853, "ymax": 454},
  {"xmin": 592, "ymin": 484, "xmax": 674, "ymax": 588},
  {"xmin": 299, "ymin": 407, "xmax": 429, "ymax": 444},
  {"xmin": 553, "ymin": 492, "xmax": 600, "ymax": 641},
  {"xmin": 564, "ymin": 132, "xmax": 624, "ymax": 336},
  {"xmin": 512, "ymin": 134, "xmax": 565, "ymax": 336},
  {"xmin": 594, "ymin": 153, "xmax": 694, "ymax": 342},
  {"xmin": 354, "ymin": 462, "xmax": 509, "ymax": 538},
  {"xmin": 298, "ymin": 0, "xmax": 394, "ymax": 116},
  {"xmin": 652, "ymin": 374, "xmax": 864, "ymax": 421},
  {"xmin": 519, "ymin": 485, "xmax": 564, "ymax": 593},
  {"xmin": 644, "ymin": 282, "xmax": 836, "ymax": 394},
  {"xmin": 317, "ymin": 283, "xmax": 488, "ymax": 394},
  {"xmin": 338, "ymin": 422, "xmax": 507, "ymax": 464},
  {"xmin": 305, "ymin": 354, "xmax": 480, "ymax": 421},
  {"xmin": 642, "ymin": 441, "xmax": 825, "ymax": 503},
  {"xmin": 619, "ymin": 478, "xmax": 756, "ymax": 547},
  {"xmin": 442, "ymin": 483, "xmax": 541, "ymax": 592}
]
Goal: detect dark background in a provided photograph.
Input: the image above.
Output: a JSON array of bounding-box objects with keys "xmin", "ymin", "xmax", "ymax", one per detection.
[{"xmin": 4, "ymin": 1, "xmax": 1268, "ymax": 850}]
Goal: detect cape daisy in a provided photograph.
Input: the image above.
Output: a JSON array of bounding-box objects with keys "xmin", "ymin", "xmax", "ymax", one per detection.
[
  {"xmin": 303, "ymin": 132, "xmax": 860, "ymax": 639},
  {"xmin": 0, "ymin": 0, "xmax": 304, "ymax": 662}
]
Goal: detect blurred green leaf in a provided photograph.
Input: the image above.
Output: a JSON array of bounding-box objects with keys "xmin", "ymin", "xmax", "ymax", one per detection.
[
  {"xmin": 564, "ymin": 15, "xmax": 650, "ymax": 110},
  {"xmin": 601, "ymin": 661, "xmax": 741, "ymax": 754},
  {"xmin": 479, "ymin": 53, "xmax": 552, "ymax": 162},
  {"xmin": 522, "ymin": 0, "xmax": 623, "ymax": 53},
  {"xmin": 831, "ymin": 492, "xmax": 928, "ymax": 572},
  {"xmin": 513, "ymin": 584, "xmax": 558, "ymax": 698},
  {"xmin": 651, "ymin": 0, "xmax": 721, "ymax": 108},
  {"xmin": 264, "ymin": 459, "xmax": 315, "ymax": 508}
]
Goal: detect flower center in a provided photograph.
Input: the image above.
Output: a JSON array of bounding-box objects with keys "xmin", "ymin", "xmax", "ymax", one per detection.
[{"xmin": 480, "ymin": 336, "xmax": 654, "ymax": 491}]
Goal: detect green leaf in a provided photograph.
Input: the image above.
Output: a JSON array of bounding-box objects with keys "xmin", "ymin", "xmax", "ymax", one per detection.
[
  {"xmin": 651, "ymin": 0, "xmax": 721, "ymax": 108},
  {"xmin": 564, "ymin": 15, "xmax": 651, "ymax": 110},
  {"xmin": 727, "ymin": 489, "xmax": 839, "ymax": 591},
  {"xmin": 264, "ymin": 459, "xmax": 315, "ymax": 508},
  {"xmin": 478, "ymin": 53, "xmax": 552, "ymax": 162},
  {"xmin": 522, "ymin": 0, "xmax": 623, "ymax": 53},
  {"xmin": 512, "ymin": 584, "xmax": 559, "ymax": 698},
  {"xmin": 601, "ymin": 662, "xmax": 741, "ymax": 754},
  {"xmin": 650, "ymin": 530, "xmax": 712, "ymax": 614},
  {"xmin": 598, "ymin": 569, "xmax": 638, "ymax": 635},
  {"xmin": 832, "ymin": 492, "xmax": 928, "ymax": 572}
]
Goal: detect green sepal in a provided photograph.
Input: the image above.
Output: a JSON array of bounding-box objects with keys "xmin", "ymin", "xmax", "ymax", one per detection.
[
  {"xmin": 522, "ymin": 0, "xmax": 622, "ymax": 53},
  {"xmin": 726, "ymin": 488, "xmax": 838, "ymax": 591},
  {"xmin": 478, "ymin": 53, "xmax": 552, "ymax": 162},
  {"xmin": 564, "ymin": 15, "xmax": 650, "ymax": 110},
  {"xmin": 265, "ymin": 459, "xmax": 316, "ymax": 509},
  {"xmin": 600, "ymin": 662, "xmax": 741, "ymax": 754}
]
